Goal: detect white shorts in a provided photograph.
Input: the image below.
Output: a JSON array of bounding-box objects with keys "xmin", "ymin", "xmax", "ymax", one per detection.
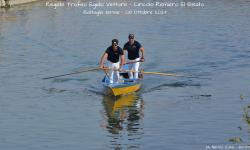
[
  {"xmin": 108, "ymin": 61, "xmax": 120, "ymax": 83},
  {"xmin": 128, "ymin": 58, "xmax": 140, "ymax": 79}
]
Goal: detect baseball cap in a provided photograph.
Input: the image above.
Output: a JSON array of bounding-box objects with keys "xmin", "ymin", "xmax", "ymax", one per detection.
[
  {"xmin": 128, "ymin": 34, "xmax": 135, "ymax": 39},
  {"xmin": 112, "ymin": 39, "xmax": 119, "ymax": 45}
]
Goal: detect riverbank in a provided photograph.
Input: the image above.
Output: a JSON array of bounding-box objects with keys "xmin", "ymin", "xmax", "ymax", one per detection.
[{"xmin": 0, "ymin": 0, "xmax": 39, "ymax": 7}]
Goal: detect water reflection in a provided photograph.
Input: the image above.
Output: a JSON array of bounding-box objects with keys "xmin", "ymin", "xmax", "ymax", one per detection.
[
  {"xmin": 0, "ymin": 10, "xmax": 14, "ymax": 21},
  {"xmin": 101, "ymin": 94, "xmax": 144, "ymax": 149}
]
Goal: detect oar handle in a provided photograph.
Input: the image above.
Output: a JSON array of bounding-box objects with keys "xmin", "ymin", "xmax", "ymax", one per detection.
[
  {"xmin": 100, "ymin": 60, "xmax": 142, "ymax": 71},
  {"xmin": 125, "ymin": 60, "xmax": 142, "ymax": 64}
]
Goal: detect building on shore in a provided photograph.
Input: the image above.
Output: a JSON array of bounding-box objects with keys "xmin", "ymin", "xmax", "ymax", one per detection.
[{"xmin": 1, "ymin": 0, "xmax": 39, "ymax": 8}]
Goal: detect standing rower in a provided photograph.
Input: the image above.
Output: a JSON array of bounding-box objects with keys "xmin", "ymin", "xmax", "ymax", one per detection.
[
  {"xmin": 123, "ymin": 34, "xmax": 145, "ymax": 79},
  {"xmin": 99, "ymin": 39, "xmax": 125, "ymax": 83}
]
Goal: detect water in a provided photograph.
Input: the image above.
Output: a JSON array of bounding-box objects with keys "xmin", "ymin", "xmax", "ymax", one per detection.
[{"xmin": 0, "ymin": 0, "xmax": 250, "ymax": 149}]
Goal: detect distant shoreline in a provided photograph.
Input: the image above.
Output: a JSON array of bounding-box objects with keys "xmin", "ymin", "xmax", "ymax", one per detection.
[{"xmin": 0, "ymin": 0, "xmax": 40, "ymax": 8}]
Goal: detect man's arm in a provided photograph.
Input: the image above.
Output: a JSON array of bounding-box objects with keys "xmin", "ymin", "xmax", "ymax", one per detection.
[
  {"xmin": 99, "ymin": 52, "xmax": 108, "ymax": 68},
  {"xmin": 139, "ymin": 47, "xmax": 145, "ymax": 62},
  {"xmin": 123, "ymin": 49, "xmax": 127, "ymax": 64},
  {"xmin": 120, "ymin": 54, "xmax": 125, "ymax": 69}
]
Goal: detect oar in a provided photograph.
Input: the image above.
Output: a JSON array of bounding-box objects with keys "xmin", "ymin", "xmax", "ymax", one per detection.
[
  {"xmin": 125, "ymin": 70, "xmax": 184, "ymax": 77},
  {"xmin": 104, "ymin": 68, "xmax": 210, "ymax": 79},
  {"xmin": 140, "ymin": 70, "xmax": 210, "ymax": 79},
  {"xmin": 102, "ymin": 68, "xmax": 182, "ymax": 77},
  {"xmin": 125, "ymin": 60, "xmax": 142, "ymax": 64},
  {"xmin": 140, "ymin": 71, "xmax": 184, "ymax": 77},
  {"xmin": 43, "ymin": 67, "xmax": 100, "ymax": 80},
  {"xmin": 141, "ymin": 70, "xmax": 210, "ymax": 79}
]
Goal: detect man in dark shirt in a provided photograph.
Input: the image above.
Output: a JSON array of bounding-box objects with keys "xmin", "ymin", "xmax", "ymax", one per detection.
[
  {"xmin": 123, "ymin": 34, "xmax": 145, "ymax": 79},
  {"xmin": 99, "ymin": 39, "xmax": 125, "ymax": 83}
]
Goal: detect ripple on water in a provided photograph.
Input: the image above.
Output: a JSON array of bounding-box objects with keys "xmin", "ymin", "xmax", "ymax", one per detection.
[
  {"xmin": 42, "ymin": 87, "xmax": 67, "ymax": 94},
  {"xmin": 143, "ymin": 80, "xmax": 201, "ymax": 94}
]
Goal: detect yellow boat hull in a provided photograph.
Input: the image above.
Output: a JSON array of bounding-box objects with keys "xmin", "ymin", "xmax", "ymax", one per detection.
[
  {"xmin": 103, "ymin": 78, "xmax": 142, "ymax": 96},
  {"xmin": 102, "ymin": 69, "xmax": 142, "ymax": 96},
  {"xmin": 110, "ymin": 83, "xmax": 141, "ymax": 96}
]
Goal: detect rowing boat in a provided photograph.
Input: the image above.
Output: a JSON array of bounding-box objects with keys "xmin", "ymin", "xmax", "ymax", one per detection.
[
  {"xmin": 102, "ymin": 65, "xmax": 142, "ymax": 96},
  {"xmin": 102, "ymin": 76, "xmax": 141, "ymax": 96}
]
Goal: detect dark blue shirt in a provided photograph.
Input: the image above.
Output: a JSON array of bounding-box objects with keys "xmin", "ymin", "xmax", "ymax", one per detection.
[
  {"xmin": 123, "ymin": 41, "xmax": 142, "ymax": 60},
  {"xmin": 105, "ymin": 46, "xmax": 124, "ymax": 63}
]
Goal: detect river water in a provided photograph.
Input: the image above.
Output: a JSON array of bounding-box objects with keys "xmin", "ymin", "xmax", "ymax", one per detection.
[{"xmin": 0, "ymin": 0, "xmax": 250, "ymax": 149}]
